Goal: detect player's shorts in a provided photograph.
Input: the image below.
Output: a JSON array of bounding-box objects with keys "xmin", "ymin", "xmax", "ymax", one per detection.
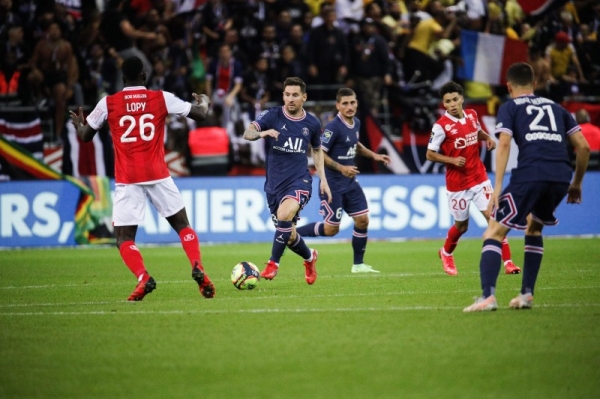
[
  {"xmin": 267, "ymin": 184, "xmax": 312, "ymax": 226},
  {"xmin": 492, "ymin": 181, "xmax": 569, "ymax": 230},
  {"xmin": 446, "ymin": 179, "xmax": 493, "ymax": 221},
  {"xmin": 318, "ymin": 183, "xmax": 368, "ymax": 226},
  {"xmin": 113, "ymin": 177, "xmax": 185, "ymax": 226}
]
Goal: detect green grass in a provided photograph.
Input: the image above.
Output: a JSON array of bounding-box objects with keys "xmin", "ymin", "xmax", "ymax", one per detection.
[{"xmin": 1, "ymin": 238, "xmax": 599, "ymax": 399}]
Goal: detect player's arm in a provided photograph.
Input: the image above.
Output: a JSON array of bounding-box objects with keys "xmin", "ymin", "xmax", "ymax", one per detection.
[
  {"xmin": 488, "ymin": 132, "xmax": 512, "ymax": 213},
  {"xmin": 69, "ymin": 107, "xmax": 97, "ymax": 142},
  {"xmin": 323, "ymin": 150, "xmax": 359, "ymax": 178},
  {"xmin": 477, "ymin": 129, "xmax": 496, "ymax": 150},
  {"xmin": 188, "ymin": 93, "xmax": 211, "ymax": 121},
  {"xmin": 242, "ymin": 123, "xmax": 279, "ymax": 141},
  {"xmin": 566, "ymin": 130, "xmax": 590, "ymax": 204},
  {"xmin": 426, "ymin": 149, "xmax": 465, "ymax": 167},
  {"xmin": 312, "ymin": 146, "xmax": 332, "ymax": 203},
  {"xmin": 357, "ymin": 142, "xmax": 391, "ymax": 165}
]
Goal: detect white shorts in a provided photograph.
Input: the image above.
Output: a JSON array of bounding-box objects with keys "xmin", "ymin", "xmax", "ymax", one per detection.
[
  {"xmin": 446, "ymin": 179, "xmax": 493, "ymax": 222},
  {"xmin": 113, "ymin": 177, "xmax": 185, "ymax": 226}
]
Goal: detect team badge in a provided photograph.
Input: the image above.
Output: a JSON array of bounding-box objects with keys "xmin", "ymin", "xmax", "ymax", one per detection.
[
  {"xmin": 302, "ymin": 127, "xmax": 309, "ymax": 137},
  {"xmin": 445, "ymin": 124, "xmax": 452, "ymax": 131},
  {"xmin": 322, "ymin": 130, "xmax": 332, "ymax": 143}
]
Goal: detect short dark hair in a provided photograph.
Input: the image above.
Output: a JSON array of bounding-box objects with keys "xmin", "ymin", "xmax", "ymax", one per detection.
[
  {"xmin": 506, "ymin": 62, "xmax": 534, "ymax": 87},
  {"xmin": 283, "ymin": 77, "xmax": 306, "ymax": 93},
  {"xmin": 439, "ymin": 81, "xmax": 463, "ymax": 98},
  {"xmin": 336, "ymin": 87, "xmax": 356, "ymax": 102},
  {"xmin": 122, "ymin": 56, "xmax": 144, "ymax": 82}
]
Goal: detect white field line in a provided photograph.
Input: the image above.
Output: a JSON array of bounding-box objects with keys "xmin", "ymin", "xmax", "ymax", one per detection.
[
  {"xmin": 1, "ymin": 269, "xmax": 599, "ymax": 290},
  {"xmin": 1, "ymin": 303, "xmax": 600, "ymax": 316},
  {"xmin": 0, "ymin": 286, "xmax": 598, "ymax": 310}
]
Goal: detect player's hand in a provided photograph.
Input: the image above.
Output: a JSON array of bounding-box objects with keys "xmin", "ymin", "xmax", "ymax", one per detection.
[
  {"xmin": 375, "ymin": 154, "xmax": 391, "ymax": 166},
  {"xmin": 566, "ymin": 184, "xmax": 582, "ymax": 204},
  {"xmin": 340, "ymin": 165, "xmax": 359, "ymax": 178},
  {"xmin": 487, "ymin": 191, "xmax": 500, "ymax": 215},
  {"xmin": 486, "ymin": 137, "xmax": 496, "ymax": 151},
  {"xmin": 192, "ymin": 93, "xmax": 210, "ymax": 106},
  {"xmin": 453, "ymin": 156, "xmax": 466, "ymax": 167},
  {"xmin": 69, "ymin": 107, "xmax": 85, "ymax": 129},
  {"xmin": 320, "ymin": 181, "xmax": 332, "ymax": 203},
  {"xmin": 261, "ymin": 129, "xmax": 280, "ymax": 140}
]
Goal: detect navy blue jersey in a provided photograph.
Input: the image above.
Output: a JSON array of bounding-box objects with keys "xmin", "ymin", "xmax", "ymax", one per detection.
[
  {"xmin": 495, "ymin": 95, "xmax": 580, "ymax": 184},
  {"xmin": 252, "ymin": 106, "xmax": 322, "ymax": 194},
  {"xmin": 321, "ymin": 114, "xmax": 361, "ymax": 194}
]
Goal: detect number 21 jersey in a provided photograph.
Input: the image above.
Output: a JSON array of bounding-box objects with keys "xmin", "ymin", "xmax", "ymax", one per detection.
[{"xmin": 86, "ymin": 86, "xmax": 192, "ymax": 184}]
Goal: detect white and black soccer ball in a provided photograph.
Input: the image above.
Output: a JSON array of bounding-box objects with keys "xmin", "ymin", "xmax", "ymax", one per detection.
[{"xmin": 231, "ymin": 262, "xmax": 261, "ymax": 290}]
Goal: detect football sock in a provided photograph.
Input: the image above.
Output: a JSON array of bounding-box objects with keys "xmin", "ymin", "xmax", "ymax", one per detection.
[
  {"xmin": 480, "ymin": 239, "xmax": 502, "ymax": 298},
  {"xmin": 501, "ymin": 237, "xmax": 512, "ymax": 262},
  {"xmin": 270, "ymin": 220, "xmax": 293, "ymax": 263},
  {"xmin": 443, "ymin": 225, "xmax": 463, "ymax": 254},
  {"xmin": 179, "ymin": 227, "xmax": 201, "ymax": 268},
  {"xmin": 295, "ymin": 222, "xmax": 324, "ymax": 237},
  {"xmin": 287, "ymin": 233, "xmax": 312, "ymax": 259},
  {"xmin": 352, "ymin": 227, "xmax": 368, "ymax": 264},
  {"xmin": 522, "ymin": 235, "xmax": 544, "ymax": 296},
  {"xmin": 119, "ymin": 240, "xmax": 147, "ymax": 279}
]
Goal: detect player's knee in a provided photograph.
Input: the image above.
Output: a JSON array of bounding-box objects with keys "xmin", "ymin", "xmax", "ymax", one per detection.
[
  {"xmin": 354, "ymin": 215, "xmax": 369, "ymax": 230},
  {"xmin": 323, "ymin": 224, "xmax": 339, "ymax": 236},
  {"xmin": 455, "ymin": 221, "xmax": 469, "ymax": 233}
]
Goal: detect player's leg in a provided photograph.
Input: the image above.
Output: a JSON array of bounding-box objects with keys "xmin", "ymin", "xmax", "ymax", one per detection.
[
  {"xmin": 296, "ymin": 193, "xmax": 342, "ymax": 238},
  {"xmin": 150, "ymin": 179, "xmax": 214, "ymax": 298},
  {"xmin": 113, "ymin": 184, "xmax": 156, "ymax": 301},
  {"xmin": 475, "ymin": 180, "xmax": 520, "ymax": 274},
  {"xmin": 439, "ymin": 189, "xmax": 471, "ymax": 275},
  {"xmin": 345, "ymin": 186, "xmax": 378, "ymax": 273},
  {"xmin": 510, "ymin": 182, "xmax": 569, "ymax": 309}
]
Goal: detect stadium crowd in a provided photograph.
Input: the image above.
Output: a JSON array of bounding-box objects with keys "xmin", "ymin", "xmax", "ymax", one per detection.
[{"xmin": 1, "ymin": 0, "xmax": 599, "ymax": 176}]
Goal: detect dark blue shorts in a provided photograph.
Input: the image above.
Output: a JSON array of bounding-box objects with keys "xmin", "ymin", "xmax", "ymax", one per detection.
[
  {"xmin": 492, "ymin": 181, "xmax": 569, "ymax": 230},
  {"xmin": 318, "ymin": 183, "xmax": 368, "ymax": 226},
  {"xmin": 267, "ymin": 185, "xmax": 312, "ymax": 225}
]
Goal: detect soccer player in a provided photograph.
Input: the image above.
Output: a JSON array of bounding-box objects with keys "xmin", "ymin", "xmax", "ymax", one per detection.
[
  {"xmin": 296, "ymin": 88, "xmax": 390, "ymax": 273},
  {"xmin": 69, "ymin": 56, "xmax": 215, "ymax": 301},
  {"xmin": 463, "ymin": 62, "xmax": 590, "ymax": 312},
  {"xmin": 426, "ymin": 81, "xmax": 520, "ymax": 276},
  {"xmin": 243, "ymin": 77, "xmax": 332, "ymax": 284}
]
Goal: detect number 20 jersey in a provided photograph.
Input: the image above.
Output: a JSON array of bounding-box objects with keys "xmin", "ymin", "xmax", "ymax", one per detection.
[
  {"xmin": 494, "ymin": 94, "xmax": 580, "ymax": 184},
  {"xmin": 86, "ymin": 86, "xmax": 192, "ymax": 184}
]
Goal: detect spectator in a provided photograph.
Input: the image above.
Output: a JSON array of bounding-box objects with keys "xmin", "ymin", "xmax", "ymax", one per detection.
[
  {"xmin": 201, "ymin": 0, "xmax": 233, "ymax": 59},
  {"xmin": 284, "ymin": 23, "xmax": 307, "ymax": 59},
  {"xmin": 274, "ymin": 9, "xmax": 293, "ymax": 44},
  {"xmin": 99, "ymin": 0, "xmax": 155, "ymax": 91},
  {"xmin": 306, "ymin": 4, "xmax": 348, "ymax": 88},
  {"xmin": 273, "ymin": 45, "xmax": 306, "ymax": 95},
  {"xmin": 223, "ymin": 28, "xmax": 249, "ymax": 71},
  {"xmin": 205, "ymin": 43, "xmax": 243, "ymax": 160},
  {"xmin": 254, "ymin": 23, "xmax": 281, "ymax": 75},
  {"xmin": 29, "ymin": 21, "xmax": 78, "ymax": 138},
  {"xmin": 85, "ymin": 44, "xmax": 120, "ymax": 101},
  {"xmin": 528, "ymin": 48, "xmax": 554, "ymax": 98},
  {"xmin": 547, "ymin": 31, "xmax": 587, "ymax": 99},
  {"xmin": 335, "ymin": 0, "xmax": 365, "ymax": 34},
  {"xmin": 348, "ymin": 18, "xmax": 392, "ymax": 115},
  {"xmin": 575, "ymin": 109, "xmax": 600, "ymax": 152}
]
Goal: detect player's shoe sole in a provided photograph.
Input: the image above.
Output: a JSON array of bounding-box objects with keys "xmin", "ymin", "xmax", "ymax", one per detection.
[
  {"xmin": 463, "ymin": 295, "xmax": 498, "ymax": 312},
  {"xmin": 127, "ymin": 275, "xmax": 156, "ymax": 301},
  {"xmin": 192, "ymin": 265, "xmax": 215, "ymax": 299},
  {"xmin": 351, "ymin": 264, "xmax": 380, "ymax": 273}
]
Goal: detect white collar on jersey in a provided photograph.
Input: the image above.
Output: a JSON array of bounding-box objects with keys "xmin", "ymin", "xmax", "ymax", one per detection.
[
  {"xmin": 122, "ymin": 86, "xmax": 146, "ymax": 91},
  {"xmin": 444, "ymin": 110, "xmax": 468, "ymax": 124},
  {"xmin": 282, "ymin": 106, "xmax": 306, "ymax": 121},
  {"xmin": 336, "ymin": 113, "xmax": 355, "ymax": 128}
]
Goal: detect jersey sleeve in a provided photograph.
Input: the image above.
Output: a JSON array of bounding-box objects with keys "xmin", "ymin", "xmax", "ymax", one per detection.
[
  {"xmin": 310, "ymin": 118, "xmax": 322, "ymax": 149},
  {"xmin": 86, "ymin": 96, "xmax": 108, "ymax": 130},
  {"xmin": 494, "ymin": 102, "xmax": 514, "ymax": 138},
  {"xmin": 252, "ymin": 108, "xmax": 274, "ymax": 132},
  {"xmin": 427, "ymin": 123, "xmax": 446, "ymax": 151},
  {"xmin": 562, "ymin": 107, "xmax": 581, "ymax": 136},
  {"xmin": 162, "ymin": 91, "xmax": 192, "ymax": 117}
]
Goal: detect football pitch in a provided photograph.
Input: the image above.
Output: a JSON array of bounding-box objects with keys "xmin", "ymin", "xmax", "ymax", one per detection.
[{"xmin": 1, "ymin": 238, "xmax": 599, "ymax": 399}]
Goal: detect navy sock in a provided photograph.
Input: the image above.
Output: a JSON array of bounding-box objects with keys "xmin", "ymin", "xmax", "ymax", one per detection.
[
  {"xmin": 480, "ymin": 239, "xmax": 502, "ymax": 298},
  {"xmin": 270, "ymin": 220, "xmax": 293, "ymax": 263},
  {"xmin": 295, "ymin": 222, "xmax": 324, "ymax": 237},
  {"xmin": 522, "ymin": 235, "xmax": 544, "ymax": 296},
  {"xmin": 287, "ymin": 233, "xmax": 312, "ymax": 259},
  {"xmin": 352, "ymin": 227, "xmax": 368, "ymax": 264}
]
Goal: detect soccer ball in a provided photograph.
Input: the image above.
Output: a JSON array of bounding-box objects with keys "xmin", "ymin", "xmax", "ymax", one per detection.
[{"xmin": 231, "ymin": 262, "xmax": 261, "ymax": 290}]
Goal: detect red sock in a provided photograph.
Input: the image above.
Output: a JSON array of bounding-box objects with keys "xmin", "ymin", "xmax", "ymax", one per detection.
[
  {"xmin": 501, "ymin": 237, "xmax": 511, "ymax": 261},
  {"xmin": 443, "ymin": 225, "xmax": 463, "ymax": 254},
  {"xmin": 179, "ymin": 227, "xmax": 201, "ymax": 268},
  {"xmin": 119, "ymin": 241, "xmax": 146, "ymax": 279}
]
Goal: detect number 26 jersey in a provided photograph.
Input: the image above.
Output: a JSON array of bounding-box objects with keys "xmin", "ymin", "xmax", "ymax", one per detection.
[{"xmin": 86, "ymin": 86, "xmax": 192, "ymax": 184}]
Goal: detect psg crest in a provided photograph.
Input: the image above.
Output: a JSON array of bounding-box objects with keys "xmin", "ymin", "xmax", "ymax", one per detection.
[{"xmin": 302, "ymin": 127, "xmax": 309, "ymax": 136}]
